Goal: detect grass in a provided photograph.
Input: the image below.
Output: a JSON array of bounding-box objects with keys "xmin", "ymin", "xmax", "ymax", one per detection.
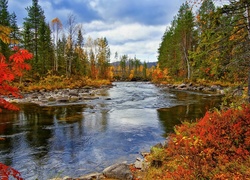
[{"xmin": 17, "ymin": 75, "xmax": 112, "ymax": 92}]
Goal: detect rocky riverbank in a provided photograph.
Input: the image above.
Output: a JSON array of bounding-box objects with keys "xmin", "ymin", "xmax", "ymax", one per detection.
[
  {"xmin": 156, "ymin": 82, "xmax": 227, "ymax": 94},
  {"xmin": 5, "ymin": 84, "xmax": 114, "ymax": 106}
]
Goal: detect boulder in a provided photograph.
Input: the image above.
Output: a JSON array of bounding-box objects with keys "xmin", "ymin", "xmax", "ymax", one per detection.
[
  {"xmin": 103, "ymin": 163, "xmax": 133, "ymax": 180},
  {"xmin": 177, "ymin": 83, "xmax": 187, "ymax": 89},
  {"xmin": 134, "ymin": 158, "xmax": 143, "ymax": 169},
  {"xmin": 69, "ymin": 90, "xmax": 78, "ymax": 96}
]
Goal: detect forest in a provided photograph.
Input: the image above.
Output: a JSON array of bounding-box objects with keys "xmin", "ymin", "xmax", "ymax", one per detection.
[
  {"xmin": 1, "ymin": 0, "xmax": 249, "ymax": 87},
  {"xmin": 158, "ymin": 0, "xmax": 250, "ymax": 87}
]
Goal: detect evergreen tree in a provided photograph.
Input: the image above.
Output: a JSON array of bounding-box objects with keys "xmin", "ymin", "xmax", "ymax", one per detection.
[
  {"xmin": 143, "ymin": 61, "xmax": 148, "ymax": 79},
  {"xmin": 158, "ymin": 3, "xmax": 195, "ymax": 80},
  {"xmin": 38, "ymin": 19, "xmax": 54, "ymax": 75},
  {"xmin": 120, "ymin": 55, "xmax": 127, "ymax": 78},
  {"xmin": 23, "ymin": 0, "xmax": 45, "ymax": 76},
  {"xmin": 57, "ymin": 34, "xmax": 67, "ymax": 75},
  {"xmin": 97, "ymin": 37, "xmax": 110, "ymax": 79},
  {"xmin": 190, "ymin": 0, "xmax": 217, "ymax": 79},
  {"xmin": 0, "ymin": 0, "xmax": 11, "ymax": 58},
  {"xmin": 175, "ymin": 2, "xmax": 195, "ymax": 79},
  {"xmin": 9, "ymin": 12, "xmax": 20, "ymax": 46}
]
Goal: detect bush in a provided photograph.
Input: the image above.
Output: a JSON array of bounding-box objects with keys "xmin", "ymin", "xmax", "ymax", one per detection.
[
  {"xmin": 146, "ymin": 105, "xmax": 250, "ymax": 179},
  {"xmin": 0, "ymin": 163, "xmax": 23, "ymax": 180}
]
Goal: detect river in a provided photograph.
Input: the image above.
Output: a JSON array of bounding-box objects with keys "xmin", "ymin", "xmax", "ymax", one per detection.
[{"xmin": 0, "ymin": 82, "xmax": 221, "ymax": 179}]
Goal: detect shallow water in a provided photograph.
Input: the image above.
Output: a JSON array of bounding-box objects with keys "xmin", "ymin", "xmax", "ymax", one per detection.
[{"xmin": 0, "ymin": 82, "xmax": 221, "ymax": 179}]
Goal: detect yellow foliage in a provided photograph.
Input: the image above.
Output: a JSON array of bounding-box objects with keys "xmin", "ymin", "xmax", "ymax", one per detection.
[
  {"xmin": 129, "ymin": 70, "xmax": 134, "ymax": 80},
  {"xmin": 0, "ymin": 25, "xmax": 18, "ymax": 44}
]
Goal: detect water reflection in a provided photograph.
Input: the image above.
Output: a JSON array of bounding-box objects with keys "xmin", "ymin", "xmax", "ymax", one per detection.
[
  {"xmin": 157, "ymin": 90, "xmax": 221, "ymax": 136},
  {"xmin": 0, "ymin": 82, "xmax": 221, "ymax": 179}
]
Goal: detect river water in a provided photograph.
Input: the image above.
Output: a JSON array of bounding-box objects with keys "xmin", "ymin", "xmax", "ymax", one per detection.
[{"xmin": 0, "ymin": 82, "xmax": 221, "ymax": 179}]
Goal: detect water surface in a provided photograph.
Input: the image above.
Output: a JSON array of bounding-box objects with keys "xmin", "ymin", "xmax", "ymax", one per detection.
[{"xmin": 0, "ymin": 82, "xmax": 221, "ymax": 179}]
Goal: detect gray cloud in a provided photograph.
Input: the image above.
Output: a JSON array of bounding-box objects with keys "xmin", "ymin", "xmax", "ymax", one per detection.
[{"xmin": 7, "ymin": 0, "xmax": 186, "ymax": 62}]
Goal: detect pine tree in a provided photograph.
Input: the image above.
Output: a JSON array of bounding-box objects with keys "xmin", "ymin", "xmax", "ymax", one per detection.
[
  {"xmin": 38, "ymin": 19, "xmax": 54, "ymax": 75},
  {"xmin": 97, "ymin": 37, "xmax": 110, "ymax": 79},
  {"xmin": 57, "ymin": 34, "xmax": 67, "ymax": 75},
  {"xmin": 175, "ymin": 2, "xmax": 195, "ymax": 79},
  {"xmin": 158, "ymin": 3, "xmax": 195, "ymax": 80},
  {"xmin": 0, "ymin": 0, "xmax": 11, "ymax": 58},
  {"xmin": 23, "ymin": 0, "xmax": 45, "ymax": 76},
  {"xmin": 190, "ymin": 0, "xmax": 216, "ymax": 79},
  {"xmin": 9, "ymin": 12, "xmax": 20, "ymax": 46}
]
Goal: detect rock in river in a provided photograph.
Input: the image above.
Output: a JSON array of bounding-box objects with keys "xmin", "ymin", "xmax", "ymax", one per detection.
[{"xmin": 103, "ymin": 163, "xmax": 133, "ymax": 180}]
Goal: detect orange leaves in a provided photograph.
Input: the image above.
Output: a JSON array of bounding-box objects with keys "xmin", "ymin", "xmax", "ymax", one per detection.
[{"xmin": 152, "ymin": 65, "xmax": 171, "ymax": 83}]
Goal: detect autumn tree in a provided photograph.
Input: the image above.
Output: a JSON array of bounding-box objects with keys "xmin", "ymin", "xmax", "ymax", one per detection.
[
  {"xmin": 0, "ymin": 26, "xmax": 33, "ymax": 112},
  {"xmin": 51, "ymin": 17, "xmax": 63, "ymax": 72},
  {"xmin": 188, "ymin": 0, "xmax": 250, "ymax": 99},
  {"xmin": 189, "ymin": 0, "xmax": 217, "ymax": 79},
  {"xmin": 96, "ymin": 37, "xmax": 110, "ymax": 79}
]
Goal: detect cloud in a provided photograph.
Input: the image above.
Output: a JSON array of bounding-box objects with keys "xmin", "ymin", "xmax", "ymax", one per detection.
[
  {"xmin": 7, "ymin": 0, "xmax": 186, "ymax": 62},
  {"xmin": 84, "ymin": 21, "xmax": 165, "ymax": 61},
  {"xmin": 85, "ymin": 0, "xmax": 182, "ymax": 25}
]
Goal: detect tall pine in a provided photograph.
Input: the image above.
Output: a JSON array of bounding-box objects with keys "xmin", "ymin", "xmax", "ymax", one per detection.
[
  {"xmin": 23, "ymin": 0, "xmax": 46, "ymax": 77},
  {"xmin": 0, "ymin": 0, "xmax": 11, "ymax": 58}
]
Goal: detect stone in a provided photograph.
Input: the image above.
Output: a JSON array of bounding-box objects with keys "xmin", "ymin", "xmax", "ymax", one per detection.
[
  {"xmin": 69, "ymin": 96, "xmax": 79, "ymax": 102},
  {"xmin": 48, "ymin": 97, "xmax": 56, "ymax": 101},
  {"xmin": 78, "ymin": 172, "xmax": 103, "ymax": 180},
  {"xmin": 69, "ymin": 90, "xmax": 78, "ymax": 96},
  {"xmin": 178, "ymin": 83, "xmax": 187, "ymax": 88},
  {"xmin": 134, "ymin": 158, "xmax": 143, "ymax": 169},
  {"xmin": 103, "ymin": 163, "xmax": 133, "ymax": 180},
  {"xmin": 163, "ymin": 138, "xmax": 169, "ymax": 148}
]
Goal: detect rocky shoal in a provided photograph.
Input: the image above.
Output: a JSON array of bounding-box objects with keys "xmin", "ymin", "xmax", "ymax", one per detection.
[{"xmin": 5, "ymin": 85, "xmax": 113, "ymax": 106}]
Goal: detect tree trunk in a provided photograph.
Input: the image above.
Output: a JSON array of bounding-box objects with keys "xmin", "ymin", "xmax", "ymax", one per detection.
[{"xmin": 182, "ymin": 45, "xmax": 191, "ymax": 80}]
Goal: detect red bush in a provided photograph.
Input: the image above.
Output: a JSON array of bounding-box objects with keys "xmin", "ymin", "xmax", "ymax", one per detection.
[
  {"xmin": 156, "ymin": 105, "xmax": 250, "ymax": 179},
  {"xmin": 0, "ymin": 163, "xmax": 23, "ymax": 180}
]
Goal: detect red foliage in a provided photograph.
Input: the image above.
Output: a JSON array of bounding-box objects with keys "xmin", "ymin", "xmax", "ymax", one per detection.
[
  {"xmin": 0, "ymin": 163, "xmax": 23, "ymax": 180},
  {"xmin": 161, "ymin": 105, "xmax": 250, "ymax": 179},
  {"xmin": 0, "ymin": 47, "xmax": 32, "ymax": 112}
]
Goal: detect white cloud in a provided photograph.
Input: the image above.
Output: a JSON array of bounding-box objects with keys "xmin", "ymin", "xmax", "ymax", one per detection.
[{"xmin": 84, "ymin": 21, "xmax": 165, "ymax": 62}]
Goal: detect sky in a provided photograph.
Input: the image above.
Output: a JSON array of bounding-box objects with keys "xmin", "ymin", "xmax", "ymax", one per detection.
[{"xmin": 8, "ymin": 0, "xmax": 187, "ymax": 62}]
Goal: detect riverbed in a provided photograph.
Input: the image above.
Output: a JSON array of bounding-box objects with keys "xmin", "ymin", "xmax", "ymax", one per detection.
[{"xmin": 0, "ymin": 82, "xmax": 221, "ymax": 179}]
